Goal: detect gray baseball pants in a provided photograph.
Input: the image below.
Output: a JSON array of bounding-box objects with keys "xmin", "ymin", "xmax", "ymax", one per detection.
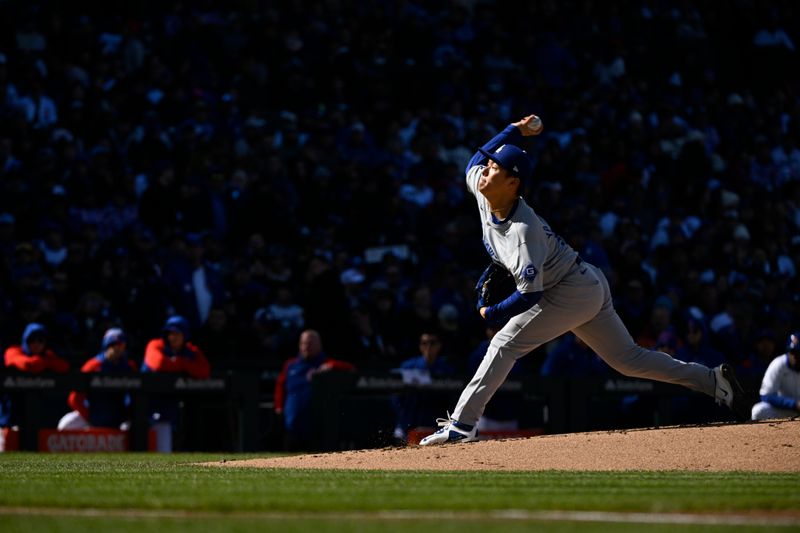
[{"xmin": 453, "ymin": 261, "xmax": 717, "ymax": 426}]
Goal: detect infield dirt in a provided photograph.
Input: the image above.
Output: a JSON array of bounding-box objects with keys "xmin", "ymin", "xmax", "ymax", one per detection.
[{"xmin": 207, "ymin": 418, "xmax": 800, "ymax": 472}]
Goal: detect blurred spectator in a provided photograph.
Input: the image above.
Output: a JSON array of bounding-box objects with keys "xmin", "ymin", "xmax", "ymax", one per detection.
[
  {"xmin": 3, "ymin": 323, "xmax": 69, "ymax": 377},
  {"xmin": 141, "ymin": 315, "xmax": 210, "ymax": 451},
  {"xmin": 343, "ymin": 306, "xmax": 388, "ymax": 369},
  {"xmin": 541, "ymin": 333, "xmax": 610, "ymax": 378},
  {"xmin": 162, "ymin": 234, "xmax": 226, "ymax": 329},
  {"xmin": 711, "ymin": 300, "xmax": 755, "ymax": 363},
  {"xmin": 398, "ymin": 285, "xmax": 438, "ymax": 354},
  {"xmin": 193, "ymin": 307, "xmax": 241, "ymax": 368},
  {"xmin": 752, "ymin": 332, "xmax": 800, "ymax": 421},
  {"xmin": 141, "ymin": 315, "xmax": 210, "ymax": 377},
  {"xmin": 58, "ymin": 327, "xmax": 138, "ymax": 430},
  {"xmin": 636, "ymin": 295, "xmax": 675, "ymax": 349},
  {"xmin": 1, "ymin": 323, "xmax": 69, "ymax": 432},
  {"xmin": 670, "ymin": 316, "xmax": 729, "ymax": 424},
  {"xmin": 391, "ymin": 330, "xmax": 455, "ymax": 444},
  {"xmin": 654, "ymin": 329, "xmax": 680, "ymax": 356},
  {"xmin": 246, "ymin": 308, "xmax": 283, "ymax": 363},
  {"xmin": 368, "ymin": 281, "xmax": 405, "ymax": 359},
  {"xmin": 675, "ymin": 315, "xmax": 726, "ymax": 368},
  {"xmin": 614, "ymin": 279, "xmax": 649, "ymax": 338},
  {"xmin": 340, "ymin": 264, "xmax": 368, "ymax": 310},
  {"xmin": 259, "ymin": 284, "xmax": 305, "ymax": 352},
  {"xmin": 436, "ymin": 302, "xmax": 472, "ymax": 361},
  {"xmin": 274, "ymin": 329, "xmax": 356, "ymax": 451},
  {"xmin": 70, "ymin": 290, "xmax": 117, "ymax": 357},
  {"xmin": 737, "ymin": 328, "xmax": 778, "ymax": 379}
]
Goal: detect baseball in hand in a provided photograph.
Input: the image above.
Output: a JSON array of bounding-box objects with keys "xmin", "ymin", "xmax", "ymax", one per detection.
[{"xmin": 527, "ymin": 116, "xmax": 543, "ymax": 133}]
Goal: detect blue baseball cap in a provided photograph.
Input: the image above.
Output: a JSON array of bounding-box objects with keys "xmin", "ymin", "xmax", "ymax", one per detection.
[
  {"xmin": 163, "ymin": 315, "xmax": 190, "ymax": 339},
  {"xmin": 478, "ymin": 144, "xmax": 533, "ymax": 181},
  {"xmin": 102, "ymin": 328, "xmax": 127, "ymax": 349}
]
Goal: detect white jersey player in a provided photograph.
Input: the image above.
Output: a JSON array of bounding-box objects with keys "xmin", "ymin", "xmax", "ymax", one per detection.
[
  {"xmin": 420, "ymin": 114, "xmax": 753, "ymax": 445},
  {"xmin": 752, "ymin": 332, "xmax": 800, "ymax": 420}
]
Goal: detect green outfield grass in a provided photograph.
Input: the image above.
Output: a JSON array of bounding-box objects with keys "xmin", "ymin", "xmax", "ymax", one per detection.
[{"xmin": 0, "ymin": 453, "xmax": 797, "ymax": 532}]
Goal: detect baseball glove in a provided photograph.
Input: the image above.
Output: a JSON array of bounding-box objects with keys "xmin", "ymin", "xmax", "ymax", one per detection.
[{"xmin": 475, "ymin": 262, "xmax": 516, "ymax": 310}]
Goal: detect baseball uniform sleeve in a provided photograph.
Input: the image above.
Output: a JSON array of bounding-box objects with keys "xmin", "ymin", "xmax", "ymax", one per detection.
[
  {"xmin": 761, "ymin": 392, "xmax": 797, "ymax": 410},
  {"xmin": 513, "ymin": 226, "xmax": 547, "ymax": 294},
  {"xmin": 465, "ymin": 124, "xmax": 523, "ymax": 174},
  {"xmin": 4, "ymin": 346, "xmax": 49, "ymax": 372},
  {"xmin": 66, "ymin": 357, "xmax": 104, "ymax": 420},
  {"xmin": 67, "ymin": 391, "xmax": 89, "ymax": 419},
  {"xmin": 143, "ymin": 340, "xmax": 185, "ymax": 373},
  {"xmin": 4, "ymin": 347, "xmax": 68, "ymax": 373},
  {"xmin": 81, "ymin": 357, "xmax": 102, "ymax": 373},
  {"xmin": 483, "ymin": 290, "xmax": 542, "ymax": 327}
]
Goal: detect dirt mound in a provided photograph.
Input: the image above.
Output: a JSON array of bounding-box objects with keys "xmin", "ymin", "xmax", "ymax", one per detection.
[{"xmin": 208, "ymin": 419, "xmax": 800, "ymax": 472}]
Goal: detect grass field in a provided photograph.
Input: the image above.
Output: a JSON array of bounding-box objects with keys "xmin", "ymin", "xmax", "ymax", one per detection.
[{"xmin": 0, "ymin": 453, "xmax": 798, "ymax": 532}]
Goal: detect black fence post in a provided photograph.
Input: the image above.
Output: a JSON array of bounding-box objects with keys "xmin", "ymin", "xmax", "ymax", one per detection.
[
  {"xmin": 230, "ymin": 372, "xmax": 260, "ymax": 452},
  {"xmin": 310, "ymin": 372, "xmax": 358, "ymax": 451}
]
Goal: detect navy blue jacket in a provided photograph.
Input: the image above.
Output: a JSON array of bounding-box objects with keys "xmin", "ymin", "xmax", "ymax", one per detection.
[
  {"xmin": 69, "ymin": 353, "xmax": 138, "ymax": 428},
  {"xmin": 274, "ymin": 353, "xmax": 355, "ymax": 438}
]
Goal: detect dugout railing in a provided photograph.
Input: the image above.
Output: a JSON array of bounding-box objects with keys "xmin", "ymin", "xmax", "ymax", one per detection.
[
  {"xmin": 0, "ymin": 371, "xmax": 759, "ymax": 452},
  {"xmin": 0, "ymin": 371, "xmax": 260, "ymax": 451}
]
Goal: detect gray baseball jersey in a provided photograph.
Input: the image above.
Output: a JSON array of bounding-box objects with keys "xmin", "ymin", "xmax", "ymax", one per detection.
[{"xmin": 467, "ymin": 165, "xmax": 577, "ymax": 293}]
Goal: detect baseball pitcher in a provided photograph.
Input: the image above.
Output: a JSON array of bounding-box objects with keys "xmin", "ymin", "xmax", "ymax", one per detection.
[{"xmin": 420, "ymin": 114, "xmax": 753, "ymax": 445}]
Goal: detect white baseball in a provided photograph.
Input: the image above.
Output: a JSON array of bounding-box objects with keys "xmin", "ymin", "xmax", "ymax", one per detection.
[{"xmin": 527, "ymin": 116, "xmax": 542, "ymax": 132}]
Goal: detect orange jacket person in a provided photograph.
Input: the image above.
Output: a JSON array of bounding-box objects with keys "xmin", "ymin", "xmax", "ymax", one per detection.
[
  {"xmin": 4, "ymin": 323, "xmax": 69, "ymax": 374},
  {"xmin": 141, "ymin": 316, "xmax": 210, "ymax": 379},
  {"xmin": 1, "ymin": 323, "xmax": 69, "ymax": 428},
  {"xmin": 140, "ymin": 316, "xmax": 210, "ymax": 438}
]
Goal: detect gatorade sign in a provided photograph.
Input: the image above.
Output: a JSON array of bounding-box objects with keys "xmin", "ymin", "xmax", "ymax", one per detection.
[{"xmin": 38, "ymin": 429, "xmax": 129, "ymax": 452}]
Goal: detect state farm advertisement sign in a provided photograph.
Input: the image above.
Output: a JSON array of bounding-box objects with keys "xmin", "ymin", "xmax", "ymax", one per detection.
[{"xmin": 39, "ymin": 429, "xmax": 129, "ymax": 452}]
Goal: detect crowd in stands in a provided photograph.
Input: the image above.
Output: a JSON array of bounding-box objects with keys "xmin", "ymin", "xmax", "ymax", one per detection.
[{"xmin": 0, "ymin": 1, "xmax": 798, "ymax": 418}]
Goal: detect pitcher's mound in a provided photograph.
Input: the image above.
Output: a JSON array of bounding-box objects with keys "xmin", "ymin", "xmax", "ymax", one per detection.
[{"xmin": 208, "ymin": 419, "xmax": 800, "ymax": 472}]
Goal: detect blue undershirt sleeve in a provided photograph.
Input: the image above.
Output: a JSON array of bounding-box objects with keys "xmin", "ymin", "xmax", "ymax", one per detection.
[
  {"xmin": 465, "ymin": 124, "xmax": 524, "ymax": 174},
  {"xmin": 761, "ymin": 393, "xmax": 798, "ymax": 411},
  {"xmin": 484, "ymin": 290, "xmax": 542, "ymax": 327}
]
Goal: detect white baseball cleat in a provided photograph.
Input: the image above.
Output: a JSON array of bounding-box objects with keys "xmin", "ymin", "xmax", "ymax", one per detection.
[
  {"xmin": 419, "ymin": 412, "xmax": 478, "ymax": 446},
  {"xmin": 713, "ymin": 363, "xmax": 752, "ymax": 421}
]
